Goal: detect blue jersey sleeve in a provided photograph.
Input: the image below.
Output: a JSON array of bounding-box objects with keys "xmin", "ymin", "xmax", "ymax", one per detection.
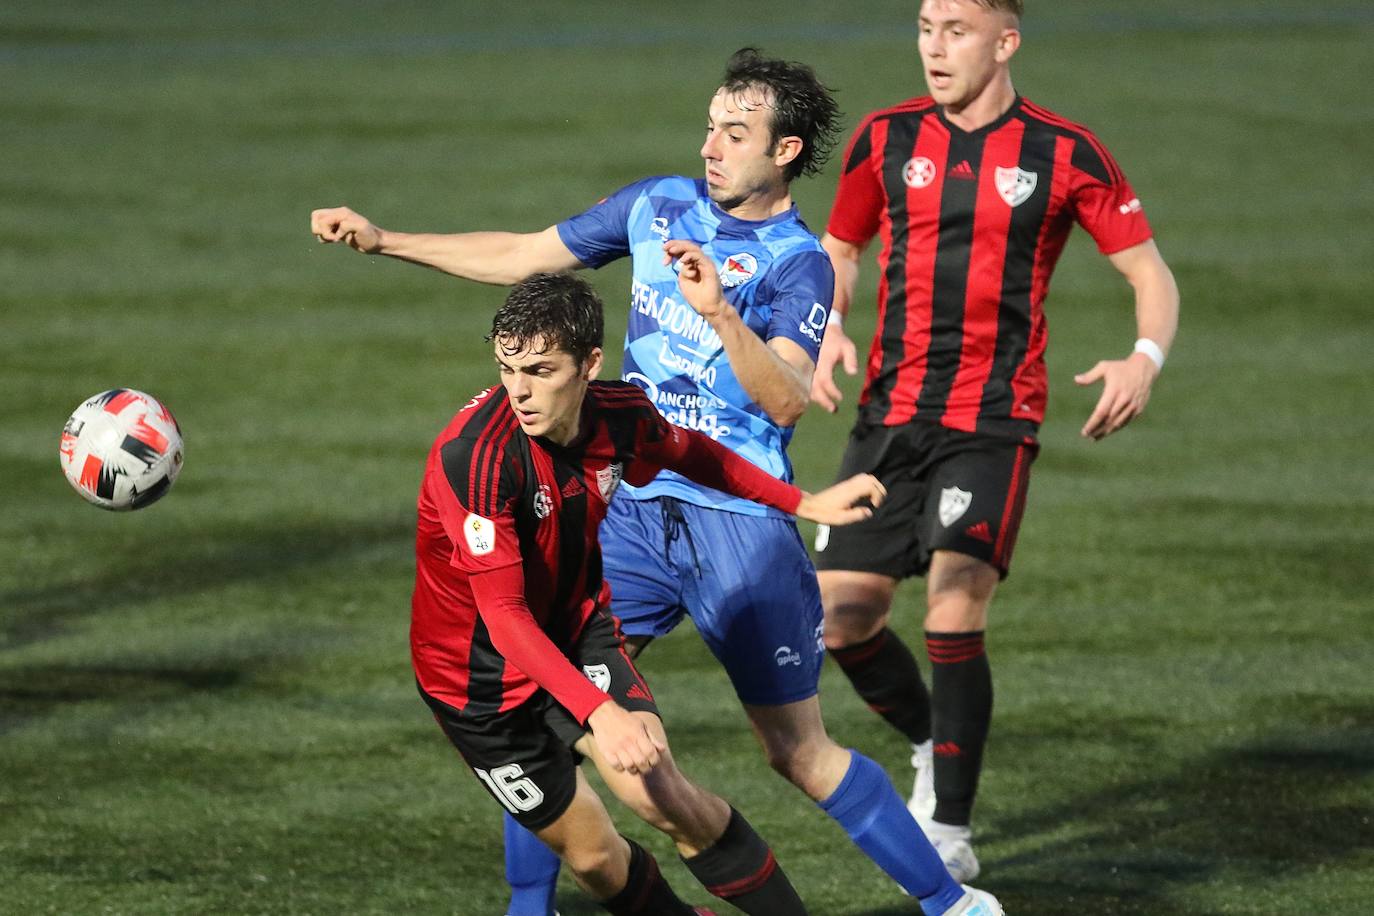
[
  {"xmin": 556, "ymin": 177, "xmax": 658, "ymax": 269},
  {"xmin": 760, "ymin": 248, "xmax": 834, "ymax": 361}
]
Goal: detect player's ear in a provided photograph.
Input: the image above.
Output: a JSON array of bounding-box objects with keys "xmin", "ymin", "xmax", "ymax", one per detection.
[
  {"xmin": 774, "ymin": 136, "xmax": 804, "ymax": 171},
  {"xmin": 582, "ymin": 347, "xmax": 603, "ymax": 381},
  {"xmin": 995, "ymin": 27, "xmax": 1021, "ymax": 63}
]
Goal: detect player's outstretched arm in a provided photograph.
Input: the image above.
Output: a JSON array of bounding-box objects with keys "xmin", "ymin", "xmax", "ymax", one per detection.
[
  {"xmin": 310, "ymin": 206, "xmax": 385, "ymax": 253},
  {"xmin": 1075, "ymin": 239, "xmax": 1180, "ymax": 440},
  {"xmin": 810, "ymin": 233, "xmax": 865, "ymax": 413},
  {"xmin": 795, "ymin": 473, "xmax": 886, "ymax": 526},
  {"xmin": 310, "ymin": 206, "xmax": 581, "ymax": 285},
  {"xmin": 586, "ymin": 701, "xmax": 667, "ymax": 776},
  {"xmin": 646, "ymin": 422, "xmax": 883, "ymax": 525}
]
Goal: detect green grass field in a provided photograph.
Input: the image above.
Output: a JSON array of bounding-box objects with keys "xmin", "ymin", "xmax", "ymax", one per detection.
[{"xmin": 3, "ymin": 2, "xmax": 1373, "ymax": 913}]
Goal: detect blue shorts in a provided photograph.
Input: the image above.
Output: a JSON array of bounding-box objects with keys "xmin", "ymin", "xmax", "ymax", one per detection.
[{"xmin": 601, "ymin": 496, "xmax": 824, "ymax": 706}]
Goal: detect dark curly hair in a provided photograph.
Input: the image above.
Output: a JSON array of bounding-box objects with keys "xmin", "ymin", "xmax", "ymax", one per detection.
[
  {"xmin": 487, "ymin": 272, "xmax": 604, "ymax": 365},
  {"xmin": 719, "ymin": 47, "xmax": 840, "ymax": 182}
]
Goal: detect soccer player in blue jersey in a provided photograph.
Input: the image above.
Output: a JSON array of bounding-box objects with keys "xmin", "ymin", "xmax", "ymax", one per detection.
[{"xmin": 312, "ymin": 48, "xmax": 1002, "ymax": 916}]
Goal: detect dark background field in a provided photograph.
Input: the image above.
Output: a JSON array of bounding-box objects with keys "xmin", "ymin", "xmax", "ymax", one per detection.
[{"xmin": 3, "ymin": 3, "xmax": 1372, "ymax": 913}]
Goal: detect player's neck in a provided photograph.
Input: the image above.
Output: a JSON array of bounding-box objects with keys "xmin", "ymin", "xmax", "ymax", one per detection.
[
  {"xmin": 722, "ymin": 187, "xmax": 793, "ymax": 223},
  {"xmin": 942, "ymin": 75, "xmax": 1016, "ymax": 133}
]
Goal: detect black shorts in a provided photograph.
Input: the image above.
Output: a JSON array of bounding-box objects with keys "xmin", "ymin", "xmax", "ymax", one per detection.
[
  {"xmin": 419, "ymin": 607, "xmax": 660, "ymax": 831},
  {"xmin": 813, "ymin": 419, "xmax": 1038, "ymax": 580}
]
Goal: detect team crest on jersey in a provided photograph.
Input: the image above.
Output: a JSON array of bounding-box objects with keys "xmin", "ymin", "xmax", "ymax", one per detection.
[
  {"xmin": 995, "ymin": 166, "xmax": 1038, "ymax": 207},
  {"xmin": 533, "ymin": 484, "xmax": 552, "ymax": 519},
  {"xmin": 596, "ymin": 462, "xmax": 624, "ymax": 502},
  {"xmin": 903, "ymin": 156, "xmax": 937, "ymax": 188},
  {"xmin": 582, "ymin": 664, "xmax": 611, "ymax": 691},
  {"xmin": 719, "ymin": 252, "xmax": 758, "ymax": 288},
  {"xmin": 463, "ymin": 512, "xmax": 496, "ymax": 555},
  {"xmin": 938, "ymin": 487, "xmax": 972, "ymax": 527}
]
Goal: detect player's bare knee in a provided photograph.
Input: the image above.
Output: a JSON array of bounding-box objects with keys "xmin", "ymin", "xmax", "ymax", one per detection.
[
  {"xmin": 926, "ymin": 553, "xmax": 997, "ymax": 630},
  {"xmin": 775, "ymin": 742, "xmax": 847, "ymax": 800},
  {"xmin": 820, "ymin": 574, "xmax": 896, "ymax": 647},
  {"xmin": 821, "ymin": 606, "xmax": 890, "ymax": 650},
  {"xmin": 925, "ymin": 591, "xmax": 992, "ymax": 631},
  {"xmin": 761, "ymin": 740, "xmax": 798, "ymax": 780},
  {"xmin": 560, "ymin": 841, "xmax": 621, "ymax": 887},
  {"xmin": 821, "ymin": 593, "xmax": 892, "ymax": 647},
  {"xmin": 760, "ymin": 733, "xmax": 822, "ymax": 788}
]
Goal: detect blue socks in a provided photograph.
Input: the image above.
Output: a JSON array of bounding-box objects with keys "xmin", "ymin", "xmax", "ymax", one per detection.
[
  {"xmin": 504, "ymin": 813, "xmax": 560, "ymax": 916},
  {"xmin": 507, "ymin": 754, "xmax": 965, "ymax": 915},
  {"xmin": 819, "ymin": 750, "xmax": 964, "ymax": 915}
]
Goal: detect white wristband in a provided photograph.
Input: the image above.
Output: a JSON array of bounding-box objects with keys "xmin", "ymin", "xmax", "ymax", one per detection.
[
  {"xmin": 827, "ymin": 309, "xmax": 845, "ymax": 328},
  {"xmin": 1133, "ymin": 338, "xmax": 1165, "ymax": 371}
]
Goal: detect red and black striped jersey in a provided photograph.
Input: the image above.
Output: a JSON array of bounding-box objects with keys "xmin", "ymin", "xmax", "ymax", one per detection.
[
  {"xmin": 827, "ymin": 95, "xmax": 1153, "ymax": 436},
  {"xmin": 411, "ymin": 380, "xmax": 801, "ymax": 725}
]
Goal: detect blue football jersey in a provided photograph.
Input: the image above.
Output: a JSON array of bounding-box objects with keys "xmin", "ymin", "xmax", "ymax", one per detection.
[{"xmin": 557, "ymin": 176, "xmax": 834, "ymax": 517}]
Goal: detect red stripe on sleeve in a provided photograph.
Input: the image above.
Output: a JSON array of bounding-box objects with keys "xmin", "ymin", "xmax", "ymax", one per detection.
[
  {"xmin": 826, "ymin": 112, "xmax": 886, "ymax": 245},
  {"xmin": 644, "ymin": 427, "xmax": 801, "ymax": 514},
  {"xmin": 472, "ymin": 409, "xmax": 517, "ymax": 516},
  {"xmin": 469, "ymin": 565, "xmax": 611, "ymax": 725}
]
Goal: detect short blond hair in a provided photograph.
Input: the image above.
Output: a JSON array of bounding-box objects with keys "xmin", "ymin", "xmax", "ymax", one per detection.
[{"xmin": 974, "ymin": 0, "xmax": 1023, "ymax": 19}]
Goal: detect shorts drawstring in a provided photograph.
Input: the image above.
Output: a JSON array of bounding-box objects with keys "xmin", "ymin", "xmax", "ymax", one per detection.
[{"xmin": 660, "ymin": 497, "xmax": 703, "ymax": 579}]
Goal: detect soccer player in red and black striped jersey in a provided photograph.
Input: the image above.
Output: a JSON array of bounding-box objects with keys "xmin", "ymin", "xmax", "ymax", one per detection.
[
  {"xmin": 809, "ymin": 0, "xmax": 1180, "ymax": 882},
  {"xmin": 414, "ymin": 272, "xmax": 889, "ymax": 916}
]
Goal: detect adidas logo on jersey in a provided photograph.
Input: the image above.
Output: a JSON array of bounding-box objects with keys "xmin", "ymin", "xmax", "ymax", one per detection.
[
  {"xmin": 561, "ymin": 475, "xmax": 585, "ymax": 498},
  {"xmin": 951, "ymin": 160, "xmax": 977, "ymax": 180},
  {"xmin": 965, "ymin": 520, "xmax": 992, "ymax": 543}
]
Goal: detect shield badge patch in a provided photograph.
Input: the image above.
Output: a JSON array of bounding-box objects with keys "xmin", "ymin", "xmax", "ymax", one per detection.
[
  {"xmin": 938, "ymin": 486, "xmax": 972, "ymax": 528},
  {"xmin": 719, "ymin": 252, "xmax": 758, "ymax": 288},
  {"xmin": 582, "ymin": 664, "xmax": 611, "ymax": 691},
  {"xmin": 596, "ymin": 462, "xmax": 624, "ymax": 502},
  {"xmin": 995, "ymin": 166, "xmax": 1038, "ymax": 207},
  {"xmin": 533, "ymin": 484, "xmax": 552, "ymax": 519}
]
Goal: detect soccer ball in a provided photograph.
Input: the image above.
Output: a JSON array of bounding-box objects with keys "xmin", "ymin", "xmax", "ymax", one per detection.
[{"xmin": 60, "ymin": 389, "xmax": 184, "ymax": 511}]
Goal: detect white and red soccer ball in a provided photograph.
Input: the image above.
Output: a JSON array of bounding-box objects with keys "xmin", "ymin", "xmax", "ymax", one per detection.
[{"xmin": 60, "ymin": 389, "xmax": 184, "ymax": 511}]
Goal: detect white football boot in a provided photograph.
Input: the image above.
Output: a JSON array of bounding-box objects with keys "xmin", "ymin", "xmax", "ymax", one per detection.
[
  {"xmin": 907, "ymin": 739, "xmax": 936, "ymax": 822},
  {"xmin": 910, "ymin": 741, "xmax": 981, "ymax": 883},
  {"xmin": 944, "ymin": 884, "xmax": 1004, "ymax": 915},
  {"xmin": 925, "ymin": 821, "xmax": 981, "ymax": 884}
]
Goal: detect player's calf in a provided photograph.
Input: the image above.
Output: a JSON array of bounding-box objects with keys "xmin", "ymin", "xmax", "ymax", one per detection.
[
  {"xmin": 680, "ymin": 807, "xmax": 807, "ymax": 915},
  {"xmin": 594, "ymin": 836, "xmax": 701, "ymax": 916},
  {"xmin": 596, "ymin": 748, "xmax": 806, "ymax": 915}
]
